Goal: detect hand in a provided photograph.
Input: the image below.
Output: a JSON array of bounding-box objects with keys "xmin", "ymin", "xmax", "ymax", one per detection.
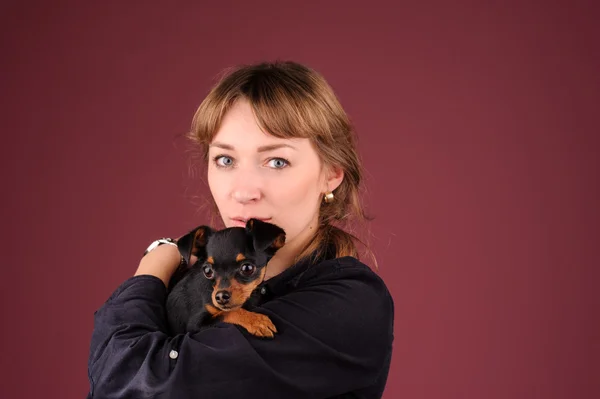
[
  {"xmin": 134, "ymin": 243, "xmax": 182, "ymax": 287},
  {"xmin": 134, "ymin": 234, "xmax": 200, "ymax": 287}
]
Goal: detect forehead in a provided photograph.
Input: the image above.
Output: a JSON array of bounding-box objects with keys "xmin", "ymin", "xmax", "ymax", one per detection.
[{"xmin": 211, "ymin": 100, "xmax": 308, "ymax": 151}]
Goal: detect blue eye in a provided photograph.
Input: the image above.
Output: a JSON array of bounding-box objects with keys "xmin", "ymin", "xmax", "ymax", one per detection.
[
  {"xmin": 267, "ymin": 158, "xmax": 289, "ymax": 169},
  {"xmin": 214, "ymin": 156, "xmax": 233, "ymax": 167}
]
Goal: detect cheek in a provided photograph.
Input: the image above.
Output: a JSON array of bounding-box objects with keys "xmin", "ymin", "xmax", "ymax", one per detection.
[
  {"xmin": 207, "ymin": 167, "xmax": 228, "ymax": 202},
  {"xmin": 276, "ymin": 178, "xmax": 319, "ymax": 204},
  {"xmin": 270, "ymin": 174, "xmax": 322, "ymax": 231}
]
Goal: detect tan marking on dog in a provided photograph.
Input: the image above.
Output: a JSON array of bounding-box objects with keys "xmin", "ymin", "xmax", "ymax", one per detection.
[
  {"xmin": 221, "ymin": 308, "xmax": 277, "ymax": 338},
  {"xmin": 211, "ymin": 277, "xmax": 222, "ymax": 307},
  {"xmin": 211, "ymin": 268, "xmax": 265, "ymax": 311},
  {"xmin": 194, "ymin": 227, "xmax": 209, "ymax": 245},
  {"xmin": 191, "ymin": 227, "xmax": 209, "ymax": 257},
  {"xmin": 236, "ymin": 253, "xmax": 246, "ymax": 262},
  {"xmin": 229, "ymin": 269, "xmax": 264, "ymax": 306},
  {"xmin": 272, "ymin": 233, "xmax": 286, "ymax": 249},
  {"xmin": 205, "ymin": 303, "xmax": 222, "ymax": 318},
  {"xmin": 206, "ymin": 256, "xmax": 214, "ymax": 264}
]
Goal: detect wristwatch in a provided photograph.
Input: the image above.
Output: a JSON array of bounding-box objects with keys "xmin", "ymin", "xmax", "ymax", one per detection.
[{"xmin": 143, "ymin": 237, "xmax": 178, "ymax": 256}]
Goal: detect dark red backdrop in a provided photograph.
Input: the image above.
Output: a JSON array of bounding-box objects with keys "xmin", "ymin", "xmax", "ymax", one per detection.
[{"xmin": 2, "ymin": 1, "xmax": 598, "ymax": 398}]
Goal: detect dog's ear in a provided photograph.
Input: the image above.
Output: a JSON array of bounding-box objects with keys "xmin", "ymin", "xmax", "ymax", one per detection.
[
  {"xmin": 177, "ymin": 225, "xmax": 214, "ymax": 266},
  {"xmin": 245, "ymin": 218, "xmax": 286, "ymax": 256}
]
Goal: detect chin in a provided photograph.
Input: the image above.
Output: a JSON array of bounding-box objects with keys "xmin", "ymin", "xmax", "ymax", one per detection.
[{"xmin": 217, "ymin": 304, "xmax": 241, "ymax": 312}]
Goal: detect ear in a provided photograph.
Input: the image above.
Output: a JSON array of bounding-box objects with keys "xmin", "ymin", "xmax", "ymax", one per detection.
[
  {"xmin": 323, "ymin": 164, "xmax": 344, "ymax": 193},
  {"xmin": 177, "ymin": 225, "xmax": 214, "ymax": 266},
  {"xmin": 245, "ymin": 218, "xmax": 286, "ymax": 256}
]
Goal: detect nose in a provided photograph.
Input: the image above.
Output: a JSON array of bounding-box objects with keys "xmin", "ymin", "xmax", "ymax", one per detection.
[
  {"xmin": 232, "ymin": 187, "xmax": 261, "ymax": 203},
  {"xmin": 215, "ymin": 290, "xmax": 231, "ymax": 305},
  {"xmin": 230, "ymin": 168, "xmax": 263, "ymax": 203}
]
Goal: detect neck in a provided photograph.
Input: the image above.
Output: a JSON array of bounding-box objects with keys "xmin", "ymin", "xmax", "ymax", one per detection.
[{"xmin": 263, "ymin": 219, "xmax": 319, "ymax": 280}]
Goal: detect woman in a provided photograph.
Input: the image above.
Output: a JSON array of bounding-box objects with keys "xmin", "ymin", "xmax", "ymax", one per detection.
[{"xmin": 87, "ymin": 61, "xmax": 395, "ymax": 398}]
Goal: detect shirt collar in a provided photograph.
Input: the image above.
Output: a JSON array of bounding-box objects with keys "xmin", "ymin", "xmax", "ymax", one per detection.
[{"xmin": 258, "ymin": 242, "xmax": 337, "ymax": 297}]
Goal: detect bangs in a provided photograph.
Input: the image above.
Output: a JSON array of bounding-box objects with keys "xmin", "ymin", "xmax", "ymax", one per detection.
[{"xmin": 188, "ymin": 62, "xmax": 346, "ymax": 158}]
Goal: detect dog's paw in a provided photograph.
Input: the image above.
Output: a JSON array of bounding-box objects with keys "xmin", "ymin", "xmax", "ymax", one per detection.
[
  {"xmin": 222, "ymin": 309, "xmax": 277, "ymax": 338},
  {"xmin": 243, "ymin": 312, "xmax": 278, "ymax": 338}
]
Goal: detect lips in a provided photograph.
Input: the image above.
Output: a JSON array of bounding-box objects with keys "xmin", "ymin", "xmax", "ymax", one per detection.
[{"xmin": 230, "ymin": 217, "xmax": 271, "ymax": 227}]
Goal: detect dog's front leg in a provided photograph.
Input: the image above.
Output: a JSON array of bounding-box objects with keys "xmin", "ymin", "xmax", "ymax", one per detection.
[{"xmin": 220, "ymin": 308, "xmax": 277, "ymax": 338}]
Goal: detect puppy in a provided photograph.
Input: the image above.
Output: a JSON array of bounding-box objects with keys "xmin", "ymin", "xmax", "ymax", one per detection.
[{"xmin": 166, "ymin": 218, "xmax": 285, "ymax": 338}]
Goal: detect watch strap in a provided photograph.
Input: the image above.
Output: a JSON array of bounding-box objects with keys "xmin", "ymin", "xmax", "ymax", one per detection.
[{"xmin": 143, "ymin": 237, "xmax": 178, "ymax": 256}]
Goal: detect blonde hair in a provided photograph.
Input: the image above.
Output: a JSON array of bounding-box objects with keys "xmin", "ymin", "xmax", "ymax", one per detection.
[{"xmin": 186, "ymin": 61, "xmax": 376, "ymax": 267}]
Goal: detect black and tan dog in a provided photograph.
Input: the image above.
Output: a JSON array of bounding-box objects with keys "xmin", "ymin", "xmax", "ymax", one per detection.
[{"xmin": 166, "ymin": 218, "xmax": 285, "ymax": 338}]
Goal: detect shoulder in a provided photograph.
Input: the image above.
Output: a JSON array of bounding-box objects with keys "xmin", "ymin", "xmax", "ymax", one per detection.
[
  {"xmin": 283, "ymin": 255, "xmax": 394, "ymax": 359},
  {"xmin": 299, "ymin": 255, "xmax": 392, "ymax": 299},
  {"xmin": 291, "ymin": 255, "xmax": 395, "ymax": 332}
]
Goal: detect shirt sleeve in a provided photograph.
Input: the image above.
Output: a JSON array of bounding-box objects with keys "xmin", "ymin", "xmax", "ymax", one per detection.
[{"xmin": 86, "ymin": 260, "xmax": 394, "ymax": 399}]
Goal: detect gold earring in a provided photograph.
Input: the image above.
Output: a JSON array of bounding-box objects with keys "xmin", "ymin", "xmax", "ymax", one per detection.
[{"xmin": 323, "ymin": 191, "xmax": 334, "ymax": 203}]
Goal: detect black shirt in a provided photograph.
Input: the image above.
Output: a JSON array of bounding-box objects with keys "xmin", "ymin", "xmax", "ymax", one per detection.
[{"xmin": 86, "ymin": 248, "xmax": 395, "ymax": 398}]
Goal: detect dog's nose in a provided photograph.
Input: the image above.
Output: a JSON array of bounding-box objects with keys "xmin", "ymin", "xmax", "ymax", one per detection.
[{"xmin": 215, "ymin": 290, "xmax": 231, "ymax": 305}]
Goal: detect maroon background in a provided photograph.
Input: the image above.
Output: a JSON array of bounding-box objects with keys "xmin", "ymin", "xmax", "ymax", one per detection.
[{"xmin": 2, "ymin": 1, "xmax": 598, "ymax": 398}]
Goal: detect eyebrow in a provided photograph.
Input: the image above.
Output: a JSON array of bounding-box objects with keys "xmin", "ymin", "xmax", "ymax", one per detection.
[{"xmin": 209, "ymin": 142, "xmax": 297, "ymax": 152}]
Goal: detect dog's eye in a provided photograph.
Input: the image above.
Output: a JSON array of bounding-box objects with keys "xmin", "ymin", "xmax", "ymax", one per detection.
[
  {"xmin": 202, "ymin": 265, "xmax": 214, "ymax": 279},
  {"xmin": 239, "ymin": 263, "xmax": 255, "ymax": 277}
]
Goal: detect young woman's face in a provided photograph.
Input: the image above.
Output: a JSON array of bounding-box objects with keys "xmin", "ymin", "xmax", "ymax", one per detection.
[{"xmin": 207, "ymin": 99, "xmax": 342, "ymax": 248}]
